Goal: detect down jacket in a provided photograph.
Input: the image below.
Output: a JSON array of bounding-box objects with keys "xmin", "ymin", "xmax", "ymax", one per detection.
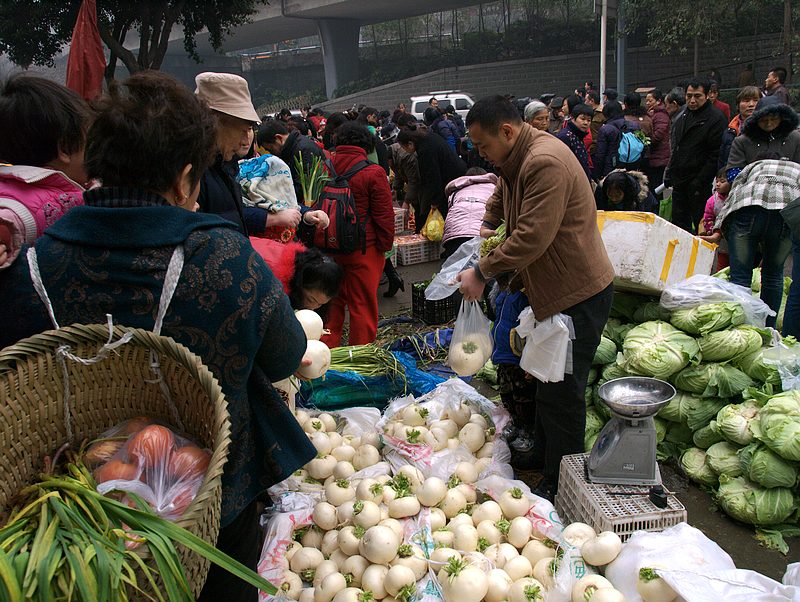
[
  {"xmin": 727, "ymin": 101, "xmax": 800, "ymax": 168},
  {"xmin": 595, "ymin": 169, "xmax": 658, "ymax": 213},
  {"xmin": 442, "ymin": 172, "xmax": 498, "ymax": 244}
]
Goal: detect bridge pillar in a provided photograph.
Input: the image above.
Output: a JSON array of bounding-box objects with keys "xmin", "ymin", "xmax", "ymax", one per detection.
[{"xmin": 317, "ymin": 18, "xmax": 360, "ymax": 99}]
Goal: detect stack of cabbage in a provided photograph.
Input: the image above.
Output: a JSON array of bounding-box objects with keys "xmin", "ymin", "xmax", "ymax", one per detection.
[{"xmin": 584, "ymin": 292, "xmax": 799, "ymax": 530}]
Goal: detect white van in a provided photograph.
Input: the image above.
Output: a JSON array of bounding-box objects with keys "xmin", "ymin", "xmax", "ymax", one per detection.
[{"xmin": 409, "ymin": 91, "xmax": 476, "ymax": 121}]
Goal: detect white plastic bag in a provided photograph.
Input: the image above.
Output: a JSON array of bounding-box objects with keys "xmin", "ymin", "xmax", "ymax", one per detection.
[
  {"xmin": 447, "ymin": 300, "xmax": 494, "ymax": 377},
  {"xmin": 660, "ymin": 274, "xmax": 776, "ymax": 326},
  {"xmin": 762, "ymin": 343, "xmax": 800, "ymax": 391},
  {"xmin": 516, "ymin": 307, "xmax": 575, "ymax": 382},
  {"xmin": 257, "ymin": 500, "xmax": 315, "ymax": 601},
  {"xmin": 425, "ymin": 237, "xmax": 482, "ymax": 301}
]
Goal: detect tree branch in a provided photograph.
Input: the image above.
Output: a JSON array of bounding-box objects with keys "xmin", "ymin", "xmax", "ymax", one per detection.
[{"xmin": 98, "ymin": 20, "xmax": 139, "ymax": 73}]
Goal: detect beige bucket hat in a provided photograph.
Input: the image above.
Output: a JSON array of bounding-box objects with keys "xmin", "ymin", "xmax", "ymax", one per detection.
[{"xmin": 195, "ymin": 72, "xmax": 260, "ymax": 124}]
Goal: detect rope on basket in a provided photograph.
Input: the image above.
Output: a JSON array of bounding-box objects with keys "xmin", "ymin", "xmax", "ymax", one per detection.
[{"xmin": 56, "ymin": 315, "xmax": 135, "ymax": 441}]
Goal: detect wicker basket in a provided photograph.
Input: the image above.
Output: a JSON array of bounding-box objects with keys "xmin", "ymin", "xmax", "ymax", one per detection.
[{"xmin": 0, "ymin": 324, "xmax": 231, "ymax": 598}]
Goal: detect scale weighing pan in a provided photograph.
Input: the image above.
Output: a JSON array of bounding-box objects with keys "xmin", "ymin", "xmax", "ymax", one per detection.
[{"xmin": 588, "ymin": 377, "xmax": 676, "ymax": 486}]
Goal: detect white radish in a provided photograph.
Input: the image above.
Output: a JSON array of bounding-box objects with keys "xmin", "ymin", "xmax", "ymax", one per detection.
[
  {"xmin": 391, "ymin": 543, "xmax": 428, "ymax": 581},
  {"xmin": 521, "ymin": 539, "xmax": 556, "ymax": 567},
  {"xmin": 352, "ymin": 444, "xmax": 380, "ymax": 471},
  {"xmin": 417, "ymin": 477, "xmax": 448, "ymax": 507},
  {"xmin": 329, "ymin": 549, "xmax": 348, "ymax": 571},
  {"xmin": 384, "ymin": 565, "xmax": 417, "ymax": 599},
  {"xmin": 507, "ymin": 516, "xmax": 533, "ymax": 549},
  {"xmin": 299, "ymin": 589, "xmax": 315, "ymax": 602},
  {"xmin": 378, "ymin": 518, "xmax": 404, "ymax": 541},
  {"xmin": 431, "ymin": 419, "xmax": 459, "ymax": 438},
  {"xmin": 454, "ymin": 462, "xmax": 479, "ymax": 484},
  {"xmin": 590, "ymin": 589, "xmax": 627, "ymax": 602},
  {"xmin": 562, "ymin": 522, "xmax": 596, "ymax": 549},
  {"xmin": 571, "ymin": 575, "xmax": 614, "ymax": 602},
  {"xmin": 360, "ymin": 432, "xmax": 381, "ymax": 448},
  {"xmin": 299, "ymin": 340, "xmax": 331, "ymax": 379},
  {"xmin": 637, "ymin": 567, "xmax": 677, "ymax": 602},
  {"xmin": 332, "ymin": 445, "xmax": 356, "ymax": 462},
  {"xmin": 301, "ymin": 527, "xmax": 324, "ymax": 549},
  {"xmin": 532, "ymin": 557, "xmax": 558, "ymax": 590},
  {"xmin": 455, "ymin": 483, "xmax": 477, "ymax": 504},
  {"xmin": 337, "ymin": 526, "xmax": 365, "ymax": 556},
  {"xmin": 328, "ymin": 431, "xmax": 343, "ymax": 448},
  {"xmin": 447, "ymin": 403, "xmax": 472, "ymax": 427},
  {"xmin": 508, "ymin": 577, "xmax": 545, "ymax": 602},
  {"xmin": 469, "ymin": 413, "xmax": 488, "ymax": 428},
  {"xmin": 290, "ymin": 547, "xmax": 325, "ymax": 580},
  {"xmin": 397, "ymin": 465, "xmax": 425, "ymax": 492},
  {"xmin": 325, "ymin": 479, "xmax": 356, "ymax": 506},
  {"xmin": 474, "ymin": 457, "xmax": 491, "ymax": 476},
  {"xmin": 296, "ymin": 309, "xmax": 324, "ymax": 340},
  {"xmin": 476, "ymin": 441, "xmax": 495, "ymax": 459},
  {"xmin": 358, "ymin": 525, "xmax": 400, "ymax": 565},
  {"xmin": 318, "ymin": 413, "xmax": 337, "ymax": 432},
  {"xmin": 333, "ymin": 461, "xmax": 356, "ymax": 479},
  {"xmin": 429, "ymin": 508, "xmax": 447, "ymax": 531},
  {"xmin": 437, "ymin": 557, "xmax": 489, "ymax": 602},
  {"xmin": 331, "ymin": 588, "xmax": 364, "ymax": 602},
  {"xmin": 453, "ymin": 523, "xmax": 479, "ymax": 552},
  {"xmin": 307, "ymin": 455, "xmax": 337, "ymax": 480},
  {"xmin": 459, "ymin": 422, "xmax": 486, "ymax": 453},
  {"xmin": 361, "ymin": 564, "xmax": 389, "ymax": 599},
  {"xmin": 315, "ymin": 572, "xmax": 347, "ymax": 602},
  {"xmin": 429, "ymin": 547, "xmax": 461, "ymax": 565},
  {"xmin": 482, "ymin": 544, "xmax": 506, "ymax": 569},
  {"xmin": 285, "ymin": 541, "xmax": 302, "ymax": 562},
  {"xmin": 429, "ymin": 427, "xmax": 449, "ymax": 451},
  {"xmin": 310, "ymin": 432, "xmax": 333, "ymax": 455},
  {"xmin": 440, "ymin": 488, "xmax": 467, "ymax": 518},
  {"xmin": 313, "ymin": 501, "xmax": 338, "ymax": 531},
  {"xmin": 499, "ymin": 543, "xmax": 520, "ymax": 564},
  {"xmin": 336, "ymin": 500, "xmax": 356, "ymax": 526},
  {"xmin": 499, "ymin": 487, "xmax": 532, "ymax": 519},
  {"xmin": 352, "ymin": 500, "xmax": 381, "ymax": 529},
  {"xmin": 476, "ymin": 520, "xmax": 503, "ymax": 546},
  {"xmin": 581, "ymin": 531, "xmax": 622, "ymax": 567},
  {"xmin": 295, "ymin": 409, "xmax": 311, "ymax": 426},
  {"xmin": 448, "ymin": 513, "xmax": 474, "ymax": 529},
  {"xmin": 305, "ymin": 418, "xmax": 327, "ymax": 434},
  {"xmin": 389, "ymin": 495, "xmax": 421, "ymax": 519},
  {"xmin": 504, "ymin": 555, "xmax": 533, "ymax": 581},
  {"xmin": 340, "ymin": 555, "xmax": 369, "ymax": 587},
  {"xmin": 401, "ymin": 403, "xmax": 429, "ymax": 426},
  {"xmin": 280, "ymin": 571, "xmax": 303, "ymax": 600},
  {"xmin": 471, "ymin": 500, "xmax": 503, "ymax": 525},
  {"xmin": 432, "ymin": 528, "xmax": 455, "ymax": 548},
  {"xmin": 485, "ymin": 568, "xmax": 513, "ymax": 602},
  {"xmin": 314, "ymin": 560, "xmax": 340, "ymax": 588}
]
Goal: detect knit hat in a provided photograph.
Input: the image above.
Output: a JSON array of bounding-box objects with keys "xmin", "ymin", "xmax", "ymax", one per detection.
[{"xmin": 195, "ymin": 72, "xmax": 260, "ymax": 124}]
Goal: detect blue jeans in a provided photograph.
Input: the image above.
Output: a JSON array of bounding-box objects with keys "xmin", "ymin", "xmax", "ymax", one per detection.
[
  {"xmin": 783, "ymin": 232, "xmax": 800, "ymax": 337},
  {"xmin": 724, "ymin": 206, "xmax": 792, "ymax": 328}
]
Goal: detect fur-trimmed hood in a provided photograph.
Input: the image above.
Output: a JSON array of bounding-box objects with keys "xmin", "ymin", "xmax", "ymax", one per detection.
[
  {"xmin": 742, "ymin": 102, "xmax": 800, "ymax": 140},
  {"xmin": 599, "ymin": 168, "xmax": 650, "ymax": 203}
]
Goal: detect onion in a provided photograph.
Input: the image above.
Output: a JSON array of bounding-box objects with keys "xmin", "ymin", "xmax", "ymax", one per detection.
[
  {"xmin": 299, "ymin": 340, "xmax": 331, "ymax": 379},
  {"xmin": 296, "ymin": 309, "xmax": 324, "ymax": 340}
]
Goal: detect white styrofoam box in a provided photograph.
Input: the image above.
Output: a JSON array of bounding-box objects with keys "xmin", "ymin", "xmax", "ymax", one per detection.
[{"xmin": 597, "ymin": 211, "xmax": 717, "ymax": 295}]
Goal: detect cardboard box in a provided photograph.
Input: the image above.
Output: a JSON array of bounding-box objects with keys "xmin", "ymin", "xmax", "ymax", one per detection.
[{"xmin": 597, "ymin": 211, "xmax": 717, "ymax": 294}]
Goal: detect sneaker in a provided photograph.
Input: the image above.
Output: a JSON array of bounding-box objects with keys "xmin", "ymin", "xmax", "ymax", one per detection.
[
  {"xmin": 502, "ymin": 423, "xmax": 519, "ymax": 442},
  {"xmin": 510, "ymin": 431, "xmax": 535, "ymax": 453}
]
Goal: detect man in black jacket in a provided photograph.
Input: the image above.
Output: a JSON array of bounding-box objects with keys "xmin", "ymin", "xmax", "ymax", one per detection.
[
  {"xmin": 665, "ymin": 78, "xmax": 727, "ymax": 233},
  {"xmin": 258, "ymin": 120, "xmax": 327, "ymax": 205},
  {"xmin": 195, "ymin": 72, "xmax": 300, "ymax": 236}
]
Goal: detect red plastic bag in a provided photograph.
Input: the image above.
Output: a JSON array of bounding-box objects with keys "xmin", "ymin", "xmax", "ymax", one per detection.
[{"xmin": 85, "ymin": 417, "xmax": 211, "ymax": 521}]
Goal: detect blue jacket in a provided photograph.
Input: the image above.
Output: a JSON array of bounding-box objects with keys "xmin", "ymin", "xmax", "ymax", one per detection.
[{"xmin": 491, "ymin": 289, "xmax": 529, "ymax": 365}]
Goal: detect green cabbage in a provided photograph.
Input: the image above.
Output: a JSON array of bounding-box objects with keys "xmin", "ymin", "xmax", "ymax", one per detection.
[
  {"xmin": 693, "ymin": 420, "xmax": 725, "ymax": 449},
  {"xmin": 610, "ymin": 293, "xmax": 647, "ymax": 321},
  {"xmin": 602, "ymin": 318, "xmax": 632, "ymax": 349},
  {"xmin": 593, "ymin": 336, "xmax": 618, "ymax": 365},
  {"xmin": 757, "ymin": 390, "xmax": 800, "ymax": 461},
  {"xmin": 738, "ymin": 443, "xmax": 799, "ymax": 489},
  {"xmin": 735, "ymin": 347, "xmax": 783, "ymax": 389},
  {"xmin": 665, "ymin": 421, "xmax": 694, "ymax": 446},
  {"xmin": 587, "ymin": 367, "xmax": 599, "ymax": 385},
  {"xmin": 673, "ymin": 363, "xmax": 754, "ymax": 398},
  {"xmin": 716, "ymin": 401, "xmax": 761, "ymax": 446},
  {"xmin": 632, "ymin": 302, "xmax": 672, "ymax": 324},
  {"xmin": 657, "ymin": 391, "xmax": 728, "ymax": 430},
  {"xmin": 705, "ymin": 441, "xmax": 744, "ymax": 477},
  {"xmin": 622, "ymin": 321, "xmax": 701, "ymax": 379},
  {"xmin": 600, "ymin": 363, "xmax": 630, "ymax": 382},
  {"xmin": 594, "ymin": 397, "xmax": 613, "ymax": 422},
  {"xmin": 717, "ymin": 475, "xmax": 795, "ymax": 525},
  {"xmin": 670, "ymin": 302, "xmax": 746, "ymax": 336},
  {"xmin": 680, "ymin": 447, "xmax": 719, "ymax": 487},
  {"xmin": 654, "ymin": 417, "xmax": 668, "ymax": 443},
  {"xmin": 698, "ymin": 327, "xmax": 764, "ymax": 362},
  {"xmin": 584, "ymin": 407, "xmax": 606, "ymax": 452}
]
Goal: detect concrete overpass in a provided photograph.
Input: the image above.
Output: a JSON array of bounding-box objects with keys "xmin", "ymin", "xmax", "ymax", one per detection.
[{"xmin": 168, "ymin": 0, "xmax": 479, "ymax": 97}]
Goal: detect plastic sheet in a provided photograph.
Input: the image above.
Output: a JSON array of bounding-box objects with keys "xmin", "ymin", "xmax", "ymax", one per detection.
[{"xmin": 447, "ymin": 300, "xmax": 494, "ymax": 377}]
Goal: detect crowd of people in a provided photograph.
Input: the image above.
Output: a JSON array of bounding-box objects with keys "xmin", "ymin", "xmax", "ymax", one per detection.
[{"xmin": 0, "ymin": 64, "xmax": 797, "ymax": 599}]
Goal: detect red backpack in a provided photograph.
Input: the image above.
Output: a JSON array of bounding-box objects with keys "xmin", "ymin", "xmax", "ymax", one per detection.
[{"xmin": 309, "ymin": 159, "xmax": 371, "ymax": 254}]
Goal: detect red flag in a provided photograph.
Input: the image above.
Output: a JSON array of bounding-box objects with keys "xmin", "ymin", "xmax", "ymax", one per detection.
[{"xmin": 65, "ymin": 0, "xmax": 107, "ymax": 101}]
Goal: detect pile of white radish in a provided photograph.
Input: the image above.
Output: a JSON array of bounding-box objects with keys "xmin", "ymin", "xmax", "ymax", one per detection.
[
  {"xmin": 558, "ymin": 522, "xmax": 626, "ymax": 601},
  {"xmin": 382, "ymin": 401, "xmax": 497, "ymax": 465},
  {"xmin": 296, "ymin": 309, "xmax": 332, "ymax": 380}
]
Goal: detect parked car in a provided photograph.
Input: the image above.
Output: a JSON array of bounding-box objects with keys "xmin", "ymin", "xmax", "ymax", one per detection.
[{"xmin": 410, "ymin": 91, "xmax": 476, "ymax": 121}]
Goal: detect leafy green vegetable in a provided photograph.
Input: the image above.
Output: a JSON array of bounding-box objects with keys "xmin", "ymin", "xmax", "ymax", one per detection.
[
  {"xmin": 587, "ymin": 367, "xmax": 599, "ymax": 385},
  {"xmin": 716, "ymin": 401, "xmax": 761, "ymax": 446},
  {"xmin": 698, "ymin": 327, "xmax": 763, "ymax": 363},
  {"xmin": 738, "ymin": 443, "xmax": 798, "ymax": 489},
  {"xmin": 632, "ymin": 302, "xmax": 671, "ymax": 324},
  {"xmin": 673, "ymin": 363, "xmax": 754, "ymax": 398},
  {"xmin": 716, "ymin": 475, "xmax": 795, "ymax": 525},
  {"xmin": 610, "ymin": 293, "xmax": 648, "ymax": 321},
  {"xmin": 592, "ymin": 336, "xmax": 618, "ymax": 365},
  {"xmin": 603, "ymin": 318, "xmax": 633, "ymax": 350},
  {"xmin": 757, "ymin": 390, "xmax": 800, "ymax": 461},
  {"xmin": 693, "ymin": 420, "xmax": 724, "ymax": 449},
  {"xmin": 480, "ymin": 223, "xmax": 506, "ymax": 257},
  {"xmin": 671, "ymin": 302, "xmax": 746, "ymax": 336},
  {"xmin": 658, "ymin": 391, "xmax": 726, "ymax": 429},
  {"xmin": 584, "ymin": 407, "xmax": 606, "ymax": 452},
  {"xmin": 654, "ymin": 417, "xmax": 668, "ymax": 443},
  {"xmin": 735, "ymin": 347, "xmax": 783, "ymax": 390},
  {"xmin": 622, "ymin": 321, "xmax": 701, "ymax": 379},
  {"xmin": 600, "ymin": 363, "xmax": 630, "ymax": 382},
  {"xmin": 680, "ymin": 448, "xmax": 719, "ymax": 487},
  {"xmin": 705, "ymin": 441, "xmax": 743, "ymax": 477},
  {"xmin": 665, "ymin": 421, "xmax": 694, "ymax": 446}
]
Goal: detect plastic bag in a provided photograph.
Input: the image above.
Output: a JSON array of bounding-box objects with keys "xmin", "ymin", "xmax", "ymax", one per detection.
[
  {"xmin": 424, "ymin": 237, "xmax": 482, "ymax": 301},
  {"xmin": 761, "ymin": 343, "xmax": 800, "ymax": 391},
  {"xmin": 660, "ymin": 274, "xmax": 776, "ymax": 326},
  {"xmin": 89, "ymin": 417, "xmax": 211, "ymax": 521},
  {"xmin": 422, "ymin": 207, "xmax": 445, "ymax": 242},
  {"xmin": 447, "ymin": 300, "xmax": 494, "ymax": 377},
  {"xmin": 516, "ymin": 307, "xmax": 575, "ymax": 382}
]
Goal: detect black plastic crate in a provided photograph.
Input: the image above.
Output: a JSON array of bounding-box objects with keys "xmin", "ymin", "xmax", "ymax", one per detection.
[{"xmin": 412, "ymin": 282, "xmax": 461, "ymax": 325}]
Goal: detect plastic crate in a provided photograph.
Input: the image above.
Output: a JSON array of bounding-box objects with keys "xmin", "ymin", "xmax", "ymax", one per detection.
[
  {"xmin": 395, "ymin": 234, "xmax": 441, "ymax": 266},
  {"xmin": 412, "ymin": 283, "xmax": 461, "ymax": 325},
  {"xmin": 394, "ymin": 207, "xmax": 406, "ymax": 234},
  {"xmin": 555, "ymin": 453, "xmax": 686, "ymax": 542}
]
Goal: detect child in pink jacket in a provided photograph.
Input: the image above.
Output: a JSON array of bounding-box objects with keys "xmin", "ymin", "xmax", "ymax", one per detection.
[
  {"xmin": 699, "ymin": 168, "xmax": 731, "ymax": 270},
  {"xmin": 0, "ymin": 75, "xmax": 90, "ymax": 269},
  {"xmin": 441, "ymin": 168, "xmax": 499, "ymax": 259}
]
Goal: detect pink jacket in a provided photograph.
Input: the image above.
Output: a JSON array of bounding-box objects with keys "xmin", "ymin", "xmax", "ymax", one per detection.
[
  {"xmin": 702, "ymin": 191, "xmax": 727, "ymax": 234},
  {"xmin": 0, "ymin": 165, "xmax": 84, "ymax": 269},
  {"xmin": 442, "ymin": 173, "xmax": 498, "ymax": 243}
]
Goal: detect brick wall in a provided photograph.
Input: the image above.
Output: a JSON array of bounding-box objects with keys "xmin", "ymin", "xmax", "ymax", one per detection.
[{"xmin": 312, "ymin": 33, "xmax": 784, "ymax": 112}]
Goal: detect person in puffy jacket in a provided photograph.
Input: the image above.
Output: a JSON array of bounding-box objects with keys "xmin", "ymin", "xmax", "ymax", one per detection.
[
  {"xmin": 321, "ymin": 122, "xmax": 395, "ymax": 348},
  {"xmin": 644, "ymin": 89, "xmax": 671, "ymax": 196},
  {"xmin": 441, "ymin": 168, "xmax": 499, "ymax": 258},
  {"xmin": 717, "ymin": 86, "xmax": 760, "ymax": 170},
  {"xmin": 592, "ymin": 101, "xmax": 639, "ymax": 180},
  {"xmin": 0, "ymin": 74, "xmax": 91, "ymax": 270},
  {"xmin": 425, "ymin": 106, "xmax": 461, "ymax": 154},
  {"xmin": 595, "ymin": 169, "xmax": 658, "ymax": 213},
  {"xmin": 726, "ymin": 97, "xmax": 800, "ymax": 169}
]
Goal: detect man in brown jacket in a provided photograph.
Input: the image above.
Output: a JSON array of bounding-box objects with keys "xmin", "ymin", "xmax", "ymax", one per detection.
[{"xmin": 458, "ymin": 95, "xmax": 615, "ymax": 499}]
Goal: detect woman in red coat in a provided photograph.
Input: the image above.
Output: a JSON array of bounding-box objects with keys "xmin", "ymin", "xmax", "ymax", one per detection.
[{"xmin": 323, "ymin": 122, "xmax": 395, "ymax": 346}]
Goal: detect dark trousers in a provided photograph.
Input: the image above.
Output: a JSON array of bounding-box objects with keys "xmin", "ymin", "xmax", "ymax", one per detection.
[
  {"xmin": 783, "ymin": 231, "xmax": 800, "ymax": 338},
  {"xmin": 671, "ymin": 180, "xmax": 709, "ymax": 233},
  {"xmin": 644, "ymin": 164, "xmax": 666, "ymax": 200},
  {"xmin": 199, "ymin": 501, "xmax": 261, "ymax": 602},
  {"xmin": 531, "ymin": 284, "xmax": 614, "ymax": 490},
  {"xmin": 497, "ymin": 363, "xmax": 537, "ymax": 428},
  {"xmin": 441, "ymin": 237, "xmax": 472, "ymax": 260}
]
